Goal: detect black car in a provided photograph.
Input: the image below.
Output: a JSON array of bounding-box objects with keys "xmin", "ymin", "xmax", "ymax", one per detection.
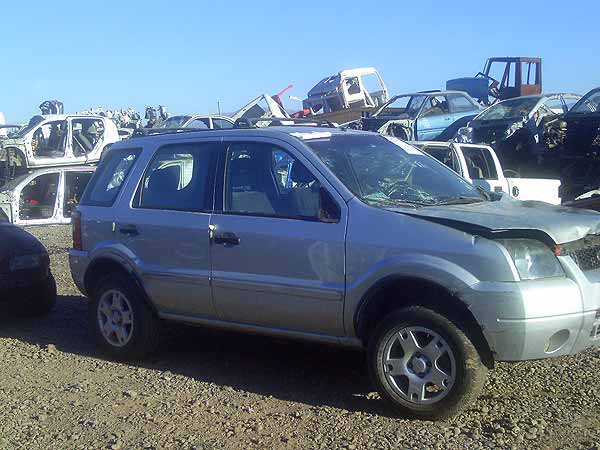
[
  {"xmin": 0, "ymin": 222, "xmax": 56, "ymax": 316},
  {"xmin": 457, "ymin": 93, "xmax": 580, "ymax": 176}
]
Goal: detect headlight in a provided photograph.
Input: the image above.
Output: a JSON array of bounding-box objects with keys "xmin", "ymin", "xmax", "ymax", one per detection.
[
  {"xmin": 497, "ymin": 239, "xmax": 564, "ymax": 280},
  {"xmin": 9, "ymin": 254, "xmax": 42, "ymax": 271}
]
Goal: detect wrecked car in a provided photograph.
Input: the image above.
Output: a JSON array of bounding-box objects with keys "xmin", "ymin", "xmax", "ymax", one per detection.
[
  {"xmin": 447, "ymin": 57, "xmax": 542, "ymax": 105},
  {"xmin": 414, "ymin": 140, "xmax": 561, "ymax": 204},
  {"xmin": 71, "ymin": 126, "xmax": 600, "ymax": 420},
  {"xmin": 301, "ymin": 67, "xmax": 389, "ymax": 122},
  {"xmin": 0, "ymin": 222, "xmax": 56, "ymax": 316},
  {"xmin": 456, "ymin": 93, "xmax": 580, "ymax": 175},
  {"xmin": 0, "ymin": 166, "xmax": 94, "ymax": 225},
  {"xmin": 0, "ymin": 114, "xmax": 119, "ymax": 184},
  {"xmin": 356, "ymin": 90, "xmax": 481, "ymax": 141},
  {"xmin": 231, "ymin": 93, "xmax": 291, "ymax": 125},
  {"xmin": 156, "ymin": 114, "xmax": 234, "ymax": 130},
  {"xmin": 543, "ymin": 88, "xmax": 600, "ymax": 201}
]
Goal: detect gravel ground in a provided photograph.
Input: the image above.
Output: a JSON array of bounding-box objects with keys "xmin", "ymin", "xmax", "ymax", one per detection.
[{"xmin": 0, "ymin": 225, "xmax": 599, "ymax": 450}]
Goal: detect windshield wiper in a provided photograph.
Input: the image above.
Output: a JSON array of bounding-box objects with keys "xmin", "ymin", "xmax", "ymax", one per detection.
[
  {"xmin": 363, "ymin": 197, "xmax": 429, "ymax": 209},
  {"xmin": 435, "ymin": 196, "xmax": 486, "ymax": 206}
]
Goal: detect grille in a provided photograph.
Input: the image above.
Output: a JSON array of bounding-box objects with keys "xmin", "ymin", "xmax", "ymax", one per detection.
[{"xmin": 562, "ymin": 236, "xmax": 600, "ymax": 271}]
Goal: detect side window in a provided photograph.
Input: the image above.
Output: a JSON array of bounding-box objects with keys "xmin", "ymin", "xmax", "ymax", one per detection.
[
  {"xmin": 187, "ymin": 118, "xmax": 210, "ymax": 129},
  {"xmin": 19, "ymin": 173, "xmax": 59, "ymax": 220},
  {"xmin": 136, "ymin": 143, "xmax": 217, "ymax": 212},
  {"xmin": 423, "ymin": 146, "xmax": 461, "ymax": 174},
  {"xmin": 224, "ymin": 142, "xmax": 339, "ymax": 221},
  {"xmin": 71, "ymin": 119, "xmax": 105, "ymax": 156},
  {"xmin": 462, "ymin": 147, "xmax": 498, "ymax": 180},
  {"xmin": 63, "ymin": 171, "xmax": 94, "ymax": 217},
  {"xmin": 421, "ymin": 96, "xmax": 450, "ymax": 117},
  {"xmin": 81, "ymin": 148, "xmax": 141, "ymax": 207},
  {"xmin": 521, "ymin": 62, "xmax": 540, "ymax": 85},
  {"xmin": 543, "ymin": 99, "xmax": 564, "ymax": 115},
  {"xmin": 448, "ymin": 94, "xmax": 476, "ymax": 112},
  {"xmin": 212, "ymin": 118, "xmax": 233, "ymax": 129},
  {"xmin": 31, "ymin": 120, "xmax": 68, "ymax": 158}
]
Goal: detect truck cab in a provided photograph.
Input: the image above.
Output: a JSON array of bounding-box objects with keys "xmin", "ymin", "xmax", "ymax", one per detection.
[{"xmin": 414, "ymin": 141, "xmax": 561, "ymax": 204}]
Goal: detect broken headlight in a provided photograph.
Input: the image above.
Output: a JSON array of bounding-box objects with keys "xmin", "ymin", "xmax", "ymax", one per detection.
[{"xmin": 497, "ymin": 239, "xmax": 564, "ymax": 280}]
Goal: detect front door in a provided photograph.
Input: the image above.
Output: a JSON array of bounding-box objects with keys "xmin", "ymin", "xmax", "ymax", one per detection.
[
  {"xmin": 116, "ymin": 141, "xmax": 221, "ymax": 318},
  {"xmin": 456, "ymin": 144, "xmax": 508, "ymax": 194},
  {"xmin": 416, "ymin": 95, "xmax": 454, "ymax": 140},
  {"xmin": 209, "ymin": 139, "xmax": 347, "ymax": 337}
]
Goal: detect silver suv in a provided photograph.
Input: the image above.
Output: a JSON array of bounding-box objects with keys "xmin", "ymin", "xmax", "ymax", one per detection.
[{"xmin": 69, "ymin": 126, "xmax": 600, "ymax": 419}]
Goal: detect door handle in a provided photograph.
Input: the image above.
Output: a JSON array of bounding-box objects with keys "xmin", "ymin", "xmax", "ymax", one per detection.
[
  {"xmin": 212, "ymin": 231, "xmax": 240, "ymax": 246},
  {"xmin": 119, "ymin": 224, "xmax": 139, "ymax": 236}
]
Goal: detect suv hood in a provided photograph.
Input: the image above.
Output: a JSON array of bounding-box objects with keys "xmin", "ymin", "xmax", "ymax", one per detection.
[{"xmin": 400, "ymin": 196, "xmax": 600, "ymax": 245}]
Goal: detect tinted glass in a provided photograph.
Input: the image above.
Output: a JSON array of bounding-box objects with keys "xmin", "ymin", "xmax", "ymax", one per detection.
[
  {"xmin": 81, "ymin": 148, "xmax": 141, "ymax": 207},
  {"xmin": 137, "ymin": 143, "xmax": 217, "ymax": 212},
  {"xmin": 224, "ymin": 142, "xmax": 329, "ymax": 220}
]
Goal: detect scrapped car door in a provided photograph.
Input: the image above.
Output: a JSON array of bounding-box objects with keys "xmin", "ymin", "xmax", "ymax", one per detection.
[
  {"xmin": 115, "ymin": 141, "xmax": 222, "ymax": 318},
  {"xmin": 416, "ymin": 96, "xmax": 455, "ymax": 140},
  {"xmin": 455, "ymin": 144, "xmax": 508, "ymax": 194},
  {"xmin": 15, "ymin": 171, "xmax": 61, "ymax": 225},
  {"xmin": 209, "ymin": 139, "xmax": 347, "ymax": 336}
]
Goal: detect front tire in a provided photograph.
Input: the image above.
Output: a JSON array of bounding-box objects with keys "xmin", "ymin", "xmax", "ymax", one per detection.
[
  {"xmin": 368, "ymin": 307, "xmax": 487, "ymax": 420},
  {"xmin": 90, "ymin": 273, "xmax": 160, "ymax": 360}
]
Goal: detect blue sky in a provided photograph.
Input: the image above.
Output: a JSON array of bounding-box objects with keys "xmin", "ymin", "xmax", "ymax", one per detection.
[{"xmin": 2, "ymin": 0, "xmax": 598, "ymax": 122}]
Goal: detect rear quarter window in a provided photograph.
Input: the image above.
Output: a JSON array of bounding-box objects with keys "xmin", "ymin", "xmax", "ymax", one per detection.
[{"xmin": 80, "ymin": 147, "xmax": 141, "ymax": 207}]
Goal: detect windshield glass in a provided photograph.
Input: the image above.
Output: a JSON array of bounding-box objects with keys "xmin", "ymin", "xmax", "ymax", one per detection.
[
  {"xmin": 375, "ymin": 95, "xmax": 427, "ymax": 118},
  {"xmin": 305, "ymin": 134, "xmax": 484, "ymax": 207},
  {"xmin": 477, "ymin": 97, "xmax": 540, "ymax": 120},
  {"xmin": 157, "ymin": 115, "xmax": 191, "ymax": 129},
  {"xmin": 571, "ymin": 90, "xmax": 600, "ymax": 113}
]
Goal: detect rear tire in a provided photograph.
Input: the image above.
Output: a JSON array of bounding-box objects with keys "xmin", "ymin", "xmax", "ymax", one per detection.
[
  {"xmin": 90, "ymin": 273, "xmax": 160, "ymax": 360},
  {"xmin": 368, "ymin": 306, "xmax": 487, "ymax": 420}
]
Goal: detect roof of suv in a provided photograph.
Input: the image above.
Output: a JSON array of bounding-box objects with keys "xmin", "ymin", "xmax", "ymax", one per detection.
[{"xmin": 117, "ymin": 126, "xmax": 366, "ymax": 147}]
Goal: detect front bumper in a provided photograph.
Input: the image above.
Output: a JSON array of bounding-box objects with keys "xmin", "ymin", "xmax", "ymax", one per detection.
[{"xmin": 461, "ymin": 257, "xmax": 600, "ymax": 361}]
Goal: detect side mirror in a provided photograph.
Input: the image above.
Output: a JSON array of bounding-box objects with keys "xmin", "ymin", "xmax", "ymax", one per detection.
[{"xmin": 318, "ymin": 187, "xmax": 341, "ymax": 223}]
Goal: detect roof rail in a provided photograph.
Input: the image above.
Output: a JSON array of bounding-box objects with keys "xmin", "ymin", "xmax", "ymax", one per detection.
[
  {"xmin": 233, "ymin": 117, "xmax": 337, "ymax": 129},
  {"xmin": 131, "ymin": 127, "xmax": 210, "ymax": 137}
]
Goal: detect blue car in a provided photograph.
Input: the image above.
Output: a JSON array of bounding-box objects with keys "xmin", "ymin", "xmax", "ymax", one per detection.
[{"xmin": 359, "ymin": 90, "xmax": 482, "ymax": 141}]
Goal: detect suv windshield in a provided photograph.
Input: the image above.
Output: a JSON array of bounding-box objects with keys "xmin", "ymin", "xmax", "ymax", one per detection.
[
  {"xmin": 305, "ymin": 134, "xmax": 484, "ymax": 207},
  {"xmin": 477, "ymin": 97, "xmax": 540, "ymax": 120}
]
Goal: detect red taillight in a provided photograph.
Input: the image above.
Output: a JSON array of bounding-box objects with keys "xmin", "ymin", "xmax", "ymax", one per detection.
[{"xmin": 72, "ymin": 211, "xmax": 82, "ymax": 251}]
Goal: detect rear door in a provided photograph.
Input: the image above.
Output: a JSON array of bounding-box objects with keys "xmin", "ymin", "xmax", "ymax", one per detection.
[
  {"xmin": 455, "ymin": 144, "xmax": 508, "ymax": 194},
  {"xmin": 114, "ymin": 140, "xmax": 222, "ymax": 318},
  {"xmin": 209, "ymin": 138, "xmax": 347, "ymax": 337}
]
